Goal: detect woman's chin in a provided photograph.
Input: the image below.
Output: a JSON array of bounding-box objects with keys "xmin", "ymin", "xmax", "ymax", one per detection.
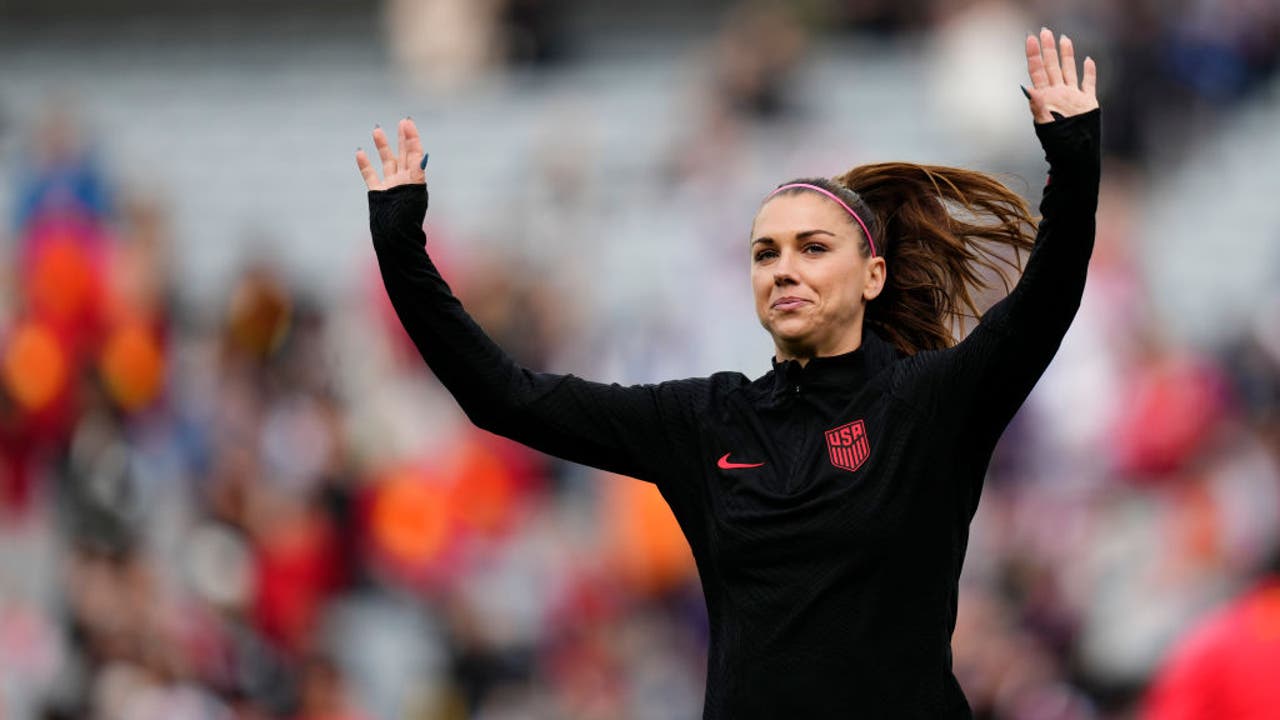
[{"xmin": 768, "ymin": 321, "xmax": 814, "ymax": 346}]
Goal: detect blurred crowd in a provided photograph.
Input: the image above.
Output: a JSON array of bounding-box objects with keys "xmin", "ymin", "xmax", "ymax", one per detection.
[
  {"xmin": 3, "ymin": 1, "xmax": 1280, "ymax": 719},
  {"xmin": 2, "ymin": 101, "xmax": 708, "ymax": 719},
  {"xmin": 381, "ymin": 0, "xmax": 1280, "ymax": 165}
]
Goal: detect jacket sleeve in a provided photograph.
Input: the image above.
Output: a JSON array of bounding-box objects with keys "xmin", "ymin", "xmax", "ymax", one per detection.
[
  {"xmin": 368, "ymin": 183, "xmax": 707, "ymax": 484},
  {"xmin": 911, "ymin": 109, "xmax": 1101, "ymax": 453}
]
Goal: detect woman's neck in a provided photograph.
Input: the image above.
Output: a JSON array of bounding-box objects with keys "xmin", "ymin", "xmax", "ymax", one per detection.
[{"xmin": 774, "ymin": 327, "xmax": 864, "ymax": 367}]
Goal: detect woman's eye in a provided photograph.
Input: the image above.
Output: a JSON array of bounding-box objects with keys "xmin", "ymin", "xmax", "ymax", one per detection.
[
  {"xmin": 803, "ymin": 244, "xmax": 828, "ymax": 254},
  {"xmin": 754, "ymin": 250, "xmax": 777, "ymax": 262}
]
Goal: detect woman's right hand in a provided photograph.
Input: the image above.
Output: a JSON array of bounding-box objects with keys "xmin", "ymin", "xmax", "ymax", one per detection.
[{"xmin": 356, "ymin": 117, "xmax": 426, "ymax": 190}]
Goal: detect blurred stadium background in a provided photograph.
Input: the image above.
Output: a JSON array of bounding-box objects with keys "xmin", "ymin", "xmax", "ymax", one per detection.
[{"xmin": 2, "ymin": 0, "xmax": 1279, "ymax": 718}]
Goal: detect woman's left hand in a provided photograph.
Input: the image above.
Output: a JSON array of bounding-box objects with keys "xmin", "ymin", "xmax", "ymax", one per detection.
[{"xmin": 1024, "ymin": 27, "xmax": 1098, "ymax": 123}]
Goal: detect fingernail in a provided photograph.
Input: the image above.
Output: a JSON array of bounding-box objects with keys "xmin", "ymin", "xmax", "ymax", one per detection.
[
  {"xmin": 374, "ymin": 123, "xmax": 381, "ymax": 129},
  {"xmin": 1020, "ymin": 85, "xmax": 1031, "ymax": 99},
  {"xmin": 420, "ymin": 152, "xmax": 430, "ymax": 169},
  {"xmin": 356, "ymin": 146, "xmax": 363, "ymax": 152},
  {"xmin": 407, "ymin": 115, "xmax": 413, "ymax": 120}
]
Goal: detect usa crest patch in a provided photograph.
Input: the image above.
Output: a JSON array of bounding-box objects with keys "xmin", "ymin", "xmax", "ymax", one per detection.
[{"xmin": 825, "ymin": 419, "xmax": 870, "ymax": 472}]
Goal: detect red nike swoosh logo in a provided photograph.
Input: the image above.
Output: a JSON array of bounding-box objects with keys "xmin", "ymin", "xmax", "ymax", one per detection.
[{"xmin": 717, "ymin": 453, "xmax": 764, "ymax": 470}]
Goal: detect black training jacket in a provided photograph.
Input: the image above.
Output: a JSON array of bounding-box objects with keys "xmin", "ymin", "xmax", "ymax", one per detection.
[{"xmin": 368, "ymin": 109, "xmax": 1101, "ymax": 719}]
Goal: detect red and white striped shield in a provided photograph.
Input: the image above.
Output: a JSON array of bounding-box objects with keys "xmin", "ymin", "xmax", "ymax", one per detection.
[{"xmin": 825, "ymin": 419, "xmax": 870, "ymax": 473}]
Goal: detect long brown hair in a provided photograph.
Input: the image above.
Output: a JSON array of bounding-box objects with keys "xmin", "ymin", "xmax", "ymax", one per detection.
[{"xmin": 772, "ymin": 165, "xmax": 1037, "ymax": 356}]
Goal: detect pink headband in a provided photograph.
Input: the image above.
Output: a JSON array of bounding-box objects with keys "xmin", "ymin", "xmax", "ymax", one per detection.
[{"xmin": 766, "ymin": 183, "xmax": 878, "ymax": 257}]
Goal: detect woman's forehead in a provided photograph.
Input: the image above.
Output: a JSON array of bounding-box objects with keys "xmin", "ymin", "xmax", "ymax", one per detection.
[{"xmin": 752, "ymin": 193, "xmax": 856, "ymax": 239}]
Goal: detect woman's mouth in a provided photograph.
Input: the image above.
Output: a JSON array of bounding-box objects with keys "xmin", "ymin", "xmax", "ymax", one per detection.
[{"xmin": 772, "ymin": 297, "xmax": 810, "ymax": 311}]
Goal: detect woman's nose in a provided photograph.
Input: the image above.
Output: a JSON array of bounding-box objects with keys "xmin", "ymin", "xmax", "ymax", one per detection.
[{"xmin": 773, "ymin": 251, "xmax": 798, "ymax": 285}]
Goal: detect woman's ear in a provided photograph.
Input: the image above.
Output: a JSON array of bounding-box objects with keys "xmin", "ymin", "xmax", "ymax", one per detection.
[{"xmin": 863, "ymin": 257, "xmax": 886, "ymax": 301}]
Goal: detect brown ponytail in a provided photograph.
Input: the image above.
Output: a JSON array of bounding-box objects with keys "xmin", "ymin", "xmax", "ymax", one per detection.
[{"xmin": 831, "ymin": 163, "xmax": 1038, "ymax": 356}]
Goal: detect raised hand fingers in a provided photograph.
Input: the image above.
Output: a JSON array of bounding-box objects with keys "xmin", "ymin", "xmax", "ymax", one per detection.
[
  {"xmin": 1021, "ymin": 29, "xmax": 1098, "ymax": 123},
  {"xmin": 1039, "ymin": 28, "xmax": 1063, "ymax": 86},
  {"xmin": 1082, "ymin": 56, "xmax": 1098, "ymax": 98},
  {"xmin": 1060, "ymin": 34, "xmax": 1078, "ymax": 88},
  {"xmin": 398, "ymin": 121, "xmax": 409, "ymax": 174},
  {"xmin": 355, "ymin": 148, "xmax": 379, "ymax": 190},
  {"xmin": 358, "ymin": 117, "xmax": 425, "ymax": 189},
  {"xmin": 1026, "ymin": 34, "xmax": 1050, "ymax": 89},
  {"xmin": 403, "ymin": 119, "xmax": 426, "ymax": 181},
  {"xmin": 373, "ymin": 126, "xmax": 397, "ymax": 180}
]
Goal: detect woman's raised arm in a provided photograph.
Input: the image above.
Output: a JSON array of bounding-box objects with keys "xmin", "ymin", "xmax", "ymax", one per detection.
[
  {"xmin": 907, "ymin": 29, "xmax": 1102, "ymax": 476},
  {"xmin": 356, "ymin": 120, "xmax": 708, "ymax": 486}
]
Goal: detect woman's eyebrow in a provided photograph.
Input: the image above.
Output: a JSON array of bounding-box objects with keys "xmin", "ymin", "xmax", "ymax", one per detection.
[{"xmin": 750, "ymin": 229, "xmax": 836, "ymax": 245}]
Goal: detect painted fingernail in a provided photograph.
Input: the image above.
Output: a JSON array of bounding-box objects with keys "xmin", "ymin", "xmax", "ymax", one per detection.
[
  {"xmin": 374, "ymin": 123, "xmax": 381, "ymax": 130},
  {"xmin": 420, "ymin": 152, "xmax": 430, "ymax": 170},
  {"xmin": 1020, "ymin": 85, "xmax": 1031, "ymax": 99}
]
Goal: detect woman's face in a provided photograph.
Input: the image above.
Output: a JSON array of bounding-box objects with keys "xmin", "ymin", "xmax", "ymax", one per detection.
[{"xmin": 750, "ymin": 192, "xmax": 885, "ymax": 359}]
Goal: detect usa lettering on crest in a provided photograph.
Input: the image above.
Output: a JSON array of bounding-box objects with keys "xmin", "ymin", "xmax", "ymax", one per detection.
[{"xmin": 825, "ymin": 419, "xmax": 870, "ymax": 472}]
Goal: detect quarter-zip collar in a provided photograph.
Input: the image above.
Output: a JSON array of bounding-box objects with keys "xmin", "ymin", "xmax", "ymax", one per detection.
[{"xmin": 769, "ymin": 326, "xmax": 900, "ymax": 398}]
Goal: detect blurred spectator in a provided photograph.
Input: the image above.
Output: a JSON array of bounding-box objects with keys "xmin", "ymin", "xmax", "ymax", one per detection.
[
  {"xmin": 927, "ymin": 0, "xmax": 1034, "ymax": 160},
  {"xmin": 293, "ymin": 654, "xmax": 370, "ymax": 720},
  {"xmin": 385, "ymin": 0, "xmax": 506, "ymax": 94},
  {"xmin": 834, "ymin": 0, "xmax": 931, "ymax": 35},
  {"xmin": 384, "ymin": 0, "xmax": 570, "ymax": 94},
  {"xmin": 710, "ymin": 1, "xmax": 808, "ymax": 121},
  {"xmin": 11, "ymin": 98, "xmax": 111, "ymax": 231},
  {"xmin": 503, "ymin": 0, "xmax": 571, "ymax": 67},
  {"xmin": 1141, "ymin": 549, "xmax": 1280, "ymax": 719}
]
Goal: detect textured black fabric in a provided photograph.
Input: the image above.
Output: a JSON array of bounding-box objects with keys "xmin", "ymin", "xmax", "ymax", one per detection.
[{"xmin": 369, "ymin": 109, "xmax": 1101, "ymax": 719}]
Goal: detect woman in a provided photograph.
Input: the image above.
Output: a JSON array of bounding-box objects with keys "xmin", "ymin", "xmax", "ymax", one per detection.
[{"xmin": 355, "ymin": 28, "xmax": 1100, "ymax": 719}]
